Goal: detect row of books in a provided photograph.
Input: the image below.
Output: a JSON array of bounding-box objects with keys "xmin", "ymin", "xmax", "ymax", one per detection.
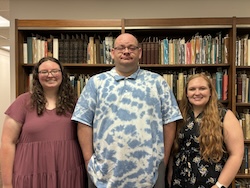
[
  {"xmin": 141, "ymin": 32, "xmax": 229, "ymax": 65},
  {"xmin": 23, "ymin": 32, "xmax": 229, "ymax": 65},
  {"xmin": 163, "ymin": 69, "xmax": 228, "ymax": 101},
  {"xmin": 235, "ymin": 34, "xmax": 250, "ymax": 66},
  {"xmin": 235, "ymin": 179, "xmax": 250, "ymax": 188},
  {"xmin": 69, "ymin": 74, "xmax": 90, "ymax": 97},
  {"xmin": 237, "ymin": 146, "xmax": 250, "ymax": 187},
  {"xmin": 239, "ymin": 109, "xmax": 250, "ymax": 140},
  {"xmin": 27, "ymin": 68, "xmax": 228, "ymax": 101},
  {"xmin": 236, "ymin": 72, "xmax": 250, "ymax": 103},
  {"xmin": 23, "ymin": 34, "xmax": 115, "ymax": 65},
  {"xmin": 28, "ymin": 73, "xmax": 90, "ymax": 98}
]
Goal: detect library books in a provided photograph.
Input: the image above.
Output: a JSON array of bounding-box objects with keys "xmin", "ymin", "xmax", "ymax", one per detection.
[
  {"xmin": 23, "ymin": 32, "xmax": 229, "ymax": 66},
  {"xmin": 139, "ymin": 32, "xmax": 228, "ymax": 65},
  {"xmin": 23, "ymin": 34, "xmax": 115, "ymax": 65},
  {"xmin": 162, "ymin": 69, "xmax": 228, "ymax": 101}
]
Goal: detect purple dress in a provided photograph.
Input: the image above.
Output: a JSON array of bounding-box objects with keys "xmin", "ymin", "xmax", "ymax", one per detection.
[{"xmin": 5, "ymin": 92, "xmax": 86, "ymax": 188}]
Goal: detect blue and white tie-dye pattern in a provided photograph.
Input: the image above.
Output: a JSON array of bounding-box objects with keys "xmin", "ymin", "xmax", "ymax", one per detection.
[{"xmin": 72, "ymin": 67, "xmax": 182, "ymax": 188}]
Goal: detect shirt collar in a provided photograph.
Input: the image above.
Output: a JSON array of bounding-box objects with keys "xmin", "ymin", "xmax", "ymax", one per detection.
[{"xmin": 110, "ymin": 66, "xmax": 141, "ymax": 81}]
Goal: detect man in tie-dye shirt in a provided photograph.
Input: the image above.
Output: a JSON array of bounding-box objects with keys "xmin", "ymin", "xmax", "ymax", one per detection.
[{"xmin": 72, "ymin": 33, "xmax": 182, "ymax": 188}]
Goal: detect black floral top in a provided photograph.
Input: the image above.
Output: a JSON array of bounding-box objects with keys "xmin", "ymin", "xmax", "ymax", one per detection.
[{"xmin": 171, "ymin": 108, "xmax": 228, "ymax": 188}]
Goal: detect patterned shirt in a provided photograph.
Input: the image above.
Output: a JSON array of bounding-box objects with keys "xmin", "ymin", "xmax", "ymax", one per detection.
[{"xmin": 72, "ymin": 67, "xmax": 182, "ymax": 188}]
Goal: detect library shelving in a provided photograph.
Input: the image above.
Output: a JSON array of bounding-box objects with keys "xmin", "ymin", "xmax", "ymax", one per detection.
[
  {"xmin": 234, "ymin": 17, "xmax": 250, "ymax": 188},
  {"xmin": 15, "ymin": 17, "xmax": 250, "ymax": 188}
]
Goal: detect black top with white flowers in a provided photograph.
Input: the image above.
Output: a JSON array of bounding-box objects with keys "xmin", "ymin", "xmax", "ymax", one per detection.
[{"xmin": 171, "ymin": 108, "xmax": 228, "ymax": 188}]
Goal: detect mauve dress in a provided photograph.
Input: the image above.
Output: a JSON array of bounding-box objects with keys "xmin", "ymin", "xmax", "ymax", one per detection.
[{"xmin": 5, "ymin": 92, "xmax": 87, "ymax": 188}]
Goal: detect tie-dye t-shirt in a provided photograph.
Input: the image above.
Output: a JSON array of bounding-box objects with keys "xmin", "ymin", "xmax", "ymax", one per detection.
[{"xmin": 72, "ymin": 67, "xmax": 182, "ymax": 188}]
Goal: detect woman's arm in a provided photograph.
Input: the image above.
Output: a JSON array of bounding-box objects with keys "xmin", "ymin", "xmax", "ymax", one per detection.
[
  {"xmin": 0, "ymin": 115, "xmax": 22, "ymax": 187},
  {"xmin": 214, "ymin": 110, "xmax": 244, "ymax": 187}
]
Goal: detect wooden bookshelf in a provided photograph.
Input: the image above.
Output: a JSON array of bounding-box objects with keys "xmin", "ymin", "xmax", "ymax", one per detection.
[{"xmin": 15, "ymin": 17, "xmax": 250, "ymax": 188}]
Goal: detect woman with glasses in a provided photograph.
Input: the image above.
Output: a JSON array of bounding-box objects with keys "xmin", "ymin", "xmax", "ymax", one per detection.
[{"xmin": 0, "ymin": 57, "xmax": 87, "ymax": 188}]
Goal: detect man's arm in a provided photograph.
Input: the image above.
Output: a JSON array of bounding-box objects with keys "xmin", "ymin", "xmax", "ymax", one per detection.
[
  {"xmin": 163, "ymin": 122, "xmax": 176, "ymax": 166},
  {"xmin": 77, "ymin": 123, "xmax": 93, "ymax": 168}
]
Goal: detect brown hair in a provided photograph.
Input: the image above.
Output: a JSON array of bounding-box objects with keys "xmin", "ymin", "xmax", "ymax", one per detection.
[
  {"xmin": 30, "ymin": 57, "xmax": 77, "ymax": 116},
  {"xmin": 173, "ymin": 73, "xmax": 225, "ymax": 162}
]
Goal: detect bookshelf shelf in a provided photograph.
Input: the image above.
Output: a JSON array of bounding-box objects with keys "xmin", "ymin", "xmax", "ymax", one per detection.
[
  {"xmin": 15, "ymin": 17, "xmax": 249, "ymax": 188},
  {"xmin": 235, "ymin": 174, "xmax": 250, "ymax": 178}
]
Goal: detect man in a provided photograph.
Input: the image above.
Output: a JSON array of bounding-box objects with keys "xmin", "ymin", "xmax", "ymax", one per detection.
[{"xmin": 72, "ymin": 33, "xmax": 182, "ymax": 188}]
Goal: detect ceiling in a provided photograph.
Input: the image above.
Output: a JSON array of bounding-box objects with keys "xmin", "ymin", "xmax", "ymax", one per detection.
[{"xmin": 0, "ymin": 0, "xmax": 9, "ymax": 51}]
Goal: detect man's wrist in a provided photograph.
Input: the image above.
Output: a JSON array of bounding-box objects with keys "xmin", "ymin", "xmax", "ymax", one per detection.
[{"xmin": 216, "ymin": 181, "xmax": 226, "ymax": 188}]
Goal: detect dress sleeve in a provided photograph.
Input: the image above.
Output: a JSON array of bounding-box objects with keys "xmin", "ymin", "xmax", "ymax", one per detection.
[{"xmin": 5, "ymin": 92, "xmax": 31, "ymax": 125}]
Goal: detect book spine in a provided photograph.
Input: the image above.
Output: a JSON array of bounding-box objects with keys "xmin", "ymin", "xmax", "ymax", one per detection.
[
  {"xmin": 222, "ymin": 70, "xmax": 228, "ymax": 100},
  {"xmin": 237, "ymin": 74, "xmax": 243, "ymax": 103},
  {"xmin": 216, "ymin": 71, "xmax": 222, "ymax": 100},
  {"xmin": 244, "ymin": 146, "xmax": 249, "ymax": 174}
]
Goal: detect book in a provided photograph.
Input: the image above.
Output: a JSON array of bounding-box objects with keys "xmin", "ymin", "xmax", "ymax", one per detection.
[
  {"xmin": 64, "ymin": 34, "xmax": 70, "ymax": 63},
  {"xmin": 185, "ymin": 41, "xmax": 191, "ymax": 64},
  {"xmin": 241, "ymin": 72, "xmax": 247, "ymax": 103},
  {"xmin": 180, "ymin": 38, "xmax": 185, "ymax": 64},
  {"xmin": 217, "ymin": 32, "xmax": 222, "ymax": 64},
  {"xmin": 104, "ymin": 36, "xmax": 114, "ymax": 64},
  {"xmin": 190, "ymin": 37, "xmax": 195, "ymax": 64},
  {"xmin": 222, "ymin": 69, "xmax": 228, "ymax": 100},
  {"xmin": 95, "ymin": 37, "xmax": 101, "ymax": 64},
  {"xmin": 163, "ymin": 38, "xmax": 169, "ymax": 64},
  {"xmin": 223, "ymin": 34, "xmax": 229, "ymax": 64},
  {"xmin": 27, "ymin": 36, "xmax": 33, "ymax": 64},
  {"xmin": 87, "ymin": 36, "xmax": 95, "ymax": 64},
  {"xmin": 177, "ymin": 72, "xmax": 184, "ymax": 101},
  {"xmin": 58, "ymin": 34, "xmax": 65, "ymax": 63},
  {"xmin": 47, "ymin": 35, "xmax": 53, "ymax": 58},
  {"xmin": 77, "ymin": 34, "xmax": 84, "ymax": 64},
  {"xmin": 169, "ymin": 39, "xmax": 174, "ymax": 64},
  {"xmin": 216, "ymin": 70, "xmax": 223, "ymax": 100},
  {"xmin": 154, "ymin": 39, "xmax": 159, "ymax": 64},
  {"xmin": 150, "ymin": 40, "xmax": 155, "ymax": 64},
  {"xmin": 53, "ymin": 37, "xmax": 59, "ymax": 60},
  {"xmin": 23, "ymin": 42, "xmax": 28, "ymax": 64},
  {"xmin": 237, "ymin": 73, "xmax": 243, "ymax": 103},
  {"xmin": 71, "ymin": 35, "xmax": 78, "ymax": 64},
  {"xmin": 32, "ymin": 34, "xmax": 38, "ymax": 64},
  {"xmin": 248, "ymin": 37, "xmax": 250, "ymax": 66},
  {"xmin": 195, "ymin": 35, "xmax": 201, "ymax": 64},
  {"xmin": 244, "ymin": 146, "xmax": 249, "ymax": 174},
  {"xmin": 146, "ymin": 40, "xmax": 151, "ymax": 64},
  {"xmin": 141, "ymin": 40, "xmax": 147, "ymax": 64}
]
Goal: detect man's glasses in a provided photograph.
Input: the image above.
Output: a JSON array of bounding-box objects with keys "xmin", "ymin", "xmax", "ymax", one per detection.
[
  {"xmin": 113, "ymin": 45, "xmax": 139, "ymax": 53},
  {"xmin": 38, "ymin": 69, "xmax": 61, "ymax": 76}
]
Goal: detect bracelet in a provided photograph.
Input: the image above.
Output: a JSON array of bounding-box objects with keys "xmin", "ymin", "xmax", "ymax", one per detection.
[{"xmin": 216, "ymin": 181, "xmax": 226, "ymax": 188}]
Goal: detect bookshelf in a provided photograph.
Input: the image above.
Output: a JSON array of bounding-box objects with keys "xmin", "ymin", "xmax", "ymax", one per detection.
[
  {"xmin": 15, "ymin": 17, "xmax": 249, "ymax": 188},
  {"xmin": 124, "ymin": 18, "xmax": 233, "ymax": 107},
  {"xmin": 15, "ymin": 19, "xmax": 123, "ymax": 96},
  {"xmin": 234, "ymin": 17, "xmax": 250, "ymax": 188}
]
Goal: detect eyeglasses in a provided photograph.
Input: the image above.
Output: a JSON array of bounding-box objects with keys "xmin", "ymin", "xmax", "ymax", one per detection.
[
  {"xmin": 113, "ymin": 45, "xmax": 139, "ymax": 53},
  {"xmin": 38, "ymin": 69, "xmax": 61, "ymax": 76}
]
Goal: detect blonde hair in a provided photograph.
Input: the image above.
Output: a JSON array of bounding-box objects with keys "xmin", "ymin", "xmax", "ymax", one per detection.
[{"xmin": 173, "ymin": 73, "xmax": 225, "ymax": 162}]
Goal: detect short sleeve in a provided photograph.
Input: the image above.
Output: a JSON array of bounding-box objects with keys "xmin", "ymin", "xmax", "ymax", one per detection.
[{"xmin": 5, "ymin": 92, "xmax": 31, "ymax": 125}]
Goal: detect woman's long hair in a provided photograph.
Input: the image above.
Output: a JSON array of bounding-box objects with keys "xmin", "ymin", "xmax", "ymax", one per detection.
[
  {"xmin": 30, "ymin": 57, "xmax": 77, "ymax": 116},
  {"xmin": 172, "ymin": 73, "xmax": 225, "ymax": 162}
]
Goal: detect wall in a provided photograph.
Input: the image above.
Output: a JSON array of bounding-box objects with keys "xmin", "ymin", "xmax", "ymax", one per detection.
[{"xmin": 0, "ymin": 49, "xmax": 10, "ymax": 139}]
